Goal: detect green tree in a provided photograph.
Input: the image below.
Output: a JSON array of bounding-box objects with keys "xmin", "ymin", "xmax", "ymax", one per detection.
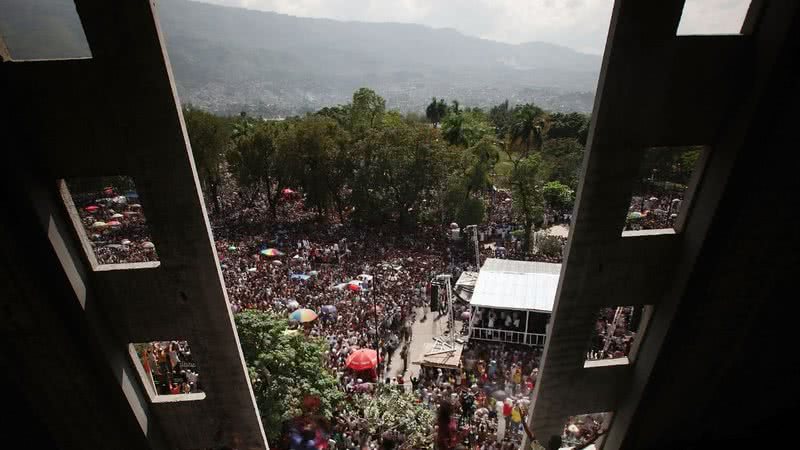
[
  {"xmin": 351, "ymin": 122, "xmax": 449, "ymax": 228},
  {"xmin": 316, "ymin": 104, "xmax": 352, "ymax": 128},
  {"xmin": 183, "ymin": 106, "xmax": 230, "ymax": 215},
  {"xmin": 441, "ymin": 110, "xmax": 493, "ymax": 148},
  {"xmin": 541, "ymin": 180, "xmax": 575, "ymax": 214},
  {"xmin": 231, "ymin": 111, "xmax": 257, "ymax": 142},
  {"xmin": 234, "ymin": 311, "xmax": 343, "ymax": 444},
  {"xmin": 350, "ymin": 88, "xmax": 386, "ymax": 135},
  {"xmin": 541, "ymin": 138, "xmax": 585, "ymax": 190},
  {"xmin": 547, "ymin": 112, "xmax": 589, "ymax": 141},
  {"xmin": 509, "ymin": 103, "xmax": 548, "ymax": 157},
  {"xmin": 226, "ymin": 121, "xmax": 286, "ymax": 215},
  {"xmin": 425, "ymin": 97, "xmax": 448, "ymax": 125},
  {"xmin": 489, "ymin": 99, "xmax": 513, "ymax": 138},
  {"xmin": 278, "ymin": 116, "xmax": 348, "ymax": 218},
  {"xmin": 508, "ymin": 151, "xmax": 545, "ymax": 253}
]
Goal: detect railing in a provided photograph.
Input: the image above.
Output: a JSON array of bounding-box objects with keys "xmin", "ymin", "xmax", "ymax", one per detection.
[{"xmin": 469, "ymin": 327, "xmax": 546, "ymax": 346}]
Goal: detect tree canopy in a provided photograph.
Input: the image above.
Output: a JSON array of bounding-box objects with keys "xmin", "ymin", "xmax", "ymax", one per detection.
[
  {"xmin": 234, "ymin": 310, "xmax": 343, "ymax": 444},
  {"xmin": 184, "ymin": 90, "xmax": 591, "ymax": 240}
]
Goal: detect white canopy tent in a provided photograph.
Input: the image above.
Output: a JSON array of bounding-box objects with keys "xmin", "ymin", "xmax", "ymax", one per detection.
[{"xmin": 469, "ymin": 258, "xmax": 561, "ymax": 313}]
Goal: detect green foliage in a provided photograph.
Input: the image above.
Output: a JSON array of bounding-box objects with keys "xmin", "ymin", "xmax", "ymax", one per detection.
[
  {"xmin": 350, "ymin": 88, "xmax": 386, "ymax": 135},
  {"xmin": 541, "ymin": 180, "xmax": 575, "ymax": 213},
  {"xmin": 464, "ymin": 137, "xmax": 500, "ymax": 193},
  {"xmin": 184, "ymin": 106, "xmax": 231, "ymax": 213},
  {"xmin": 547, "ymin": 112, "xmax": 590, "ymax": 143},
  {"xmin": 457, "ymin": 196, "xmax": 486, "ymax": 226},
  {"xmin": 234, "ymin": 311, "xmax": 343, "ymax": 444},
  {"xmin": 441, "ymin": 110, "xmax": 494, "ymax": 148},
  {"xmin": 510, "ymin": 103, "xmax": 548, "ymax": 155},
  {"xmin": 541, "ymin": 138, "xmax": 585, "ymax": 190},
  {"xmin": 351, "ymin": 121, "xmax": 450, "ymax": 228},
  {"xmin": 489, "ymin": 99, "xmax": 513, "ymax": 138},
  {"xmin": 183, "ymin": 88, "xmax": 594, "ymax": 234},
  {"xmin": 345, "ymin": 386, "xmax": 435, "ymax": 449},
  {"xmin": 534, "ymin": 231, "xmax": 564, "ymax": 258},
  {"xmin": 425, "ymin": 97, "xmax": 448, "ymax": 125},
  {"xmin": 278, "ymin": 116, "xmax": 349, "ymax": 216},
  {"xmin": 510, "ymin": 153, "xmax": 545, "ymax": 252},
  {"xmin": 225, "ymin": 120, "xmax": 288, "ymax": 211},
  {"xmin": 639, "ymin": 146, "xmax": 702, "ymax": 187}
]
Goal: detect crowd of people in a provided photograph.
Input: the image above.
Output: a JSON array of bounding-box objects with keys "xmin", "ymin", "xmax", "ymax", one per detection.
[
  {"xmin": 70, "ymin": 183, "xmax": 159, "ymax": 264},
  {"xmin": 625, "ymin": 193, "xmax": 684, "ymax": 231},
  {"xmin": 137, "ymin": 340, "xmax": 201, "ymax": 395},
  {"xmin": 72, "ymin": 174, "xmax": 599, "ymax": 448},
  {"xmin": 409, "ymin": 339, "xmax": 544, "ymax": 449},
  {"xmin": 586, "ymin": 306, "xmax": 639, "ymax": 361}
]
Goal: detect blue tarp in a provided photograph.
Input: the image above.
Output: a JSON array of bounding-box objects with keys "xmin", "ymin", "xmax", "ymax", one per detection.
[{"xmin": 290, "ymin": 273, "xmax": 311, "ymax": 281}]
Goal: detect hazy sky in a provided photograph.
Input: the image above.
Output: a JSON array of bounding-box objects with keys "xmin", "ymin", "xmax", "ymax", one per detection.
[{"xmin": 191, "ymin": 0, "xmax": 752, "ymax": 55}]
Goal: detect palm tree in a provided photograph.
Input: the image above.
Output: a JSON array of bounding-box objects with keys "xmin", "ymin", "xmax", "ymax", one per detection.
[{"xmin": 510, "ymin": 104, "xmax": 547, "ymax": 157}]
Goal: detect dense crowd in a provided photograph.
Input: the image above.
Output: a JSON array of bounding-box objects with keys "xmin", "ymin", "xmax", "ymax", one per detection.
[
  {"xmin": 73, "ymin": 175, "xmax": 589, "ymax": 448},
  {"xmin": 410, "ymin": 340, "xmax": 543, "ymax": 449},
  {"xmin": 70, "ymin": 184, "xmax": 159, "ymax": 264},
  {"xmin": 137, "ymin": 340, "xmax": 201, "ymax": 395},
  {"xmin": 625, "ymin": 193, "xmax": 684, "ymax": 231}
]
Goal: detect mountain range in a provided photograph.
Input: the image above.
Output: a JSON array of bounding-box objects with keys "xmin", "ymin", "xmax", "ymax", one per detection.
[{"xmin": 1, "ymin": 0, "xmax": 602, "ymax": 116}]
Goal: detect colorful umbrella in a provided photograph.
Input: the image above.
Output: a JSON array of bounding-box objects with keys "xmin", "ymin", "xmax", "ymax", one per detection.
[
  {"xmin": 260, "ymin": 248, "xmax": 284, "ymax": 257},
  {"xmin": 289, "ymin": 308, "xmax": 318, "ymax": 323},
  {"xmin": 345, "ymin": 348, "xmax": 379, "ymax": 370}
]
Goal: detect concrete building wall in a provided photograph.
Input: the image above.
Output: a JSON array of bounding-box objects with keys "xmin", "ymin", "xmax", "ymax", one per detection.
[
  {"xmin": 527, "ymin": 1, "xmax": 800, "ymax": 448},
  {"xmin": 1, "ymin": 1, "xmax": 268, "ymax": 448}
]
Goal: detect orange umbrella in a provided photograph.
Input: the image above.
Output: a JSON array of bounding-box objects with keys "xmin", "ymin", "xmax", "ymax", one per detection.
[{"xmin": 345, "ymin": 348, "xmax": 379, "ymax": 370}]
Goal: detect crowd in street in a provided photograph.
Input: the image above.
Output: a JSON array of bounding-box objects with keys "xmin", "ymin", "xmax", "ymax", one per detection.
[
  {"xmin": 72, "ymin": 176, "xmax": 587, "ymax": 448},
  {"xmin": 411, "ymin": 340, "xmax": 543, "ymax": 449}
]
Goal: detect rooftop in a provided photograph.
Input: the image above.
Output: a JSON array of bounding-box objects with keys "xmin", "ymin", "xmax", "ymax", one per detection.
[{"xmin": 469, "ymin": 258, "xmax": 561, "ymax": 313}]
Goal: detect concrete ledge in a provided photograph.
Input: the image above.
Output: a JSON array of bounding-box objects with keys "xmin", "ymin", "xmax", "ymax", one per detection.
[
  {"xmin": 621, "ymin": 228, "xmax": 677, "ymax": 238},
  {"xmin": 584, "ymin": 357, "xmax": 630, "ymax": 368}
]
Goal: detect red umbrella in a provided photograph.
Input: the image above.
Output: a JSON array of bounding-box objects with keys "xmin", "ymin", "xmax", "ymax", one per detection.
[
  {"xmin": 347, "ymin": 283, "xmax": 362, "ymax": 292},
  {"xmin": 85, "ymin": 205, "xmax": 99, "ymax": 212},
  {"xmin": 345, "ymin": 348, "xmax": 379, "ymax": 370}
]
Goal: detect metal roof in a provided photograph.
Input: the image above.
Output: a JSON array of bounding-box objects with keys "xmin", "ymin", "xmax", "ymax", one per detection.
[{"xmin": 469, "ymin": 258, "xmax": 561, "ymax": 312}]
